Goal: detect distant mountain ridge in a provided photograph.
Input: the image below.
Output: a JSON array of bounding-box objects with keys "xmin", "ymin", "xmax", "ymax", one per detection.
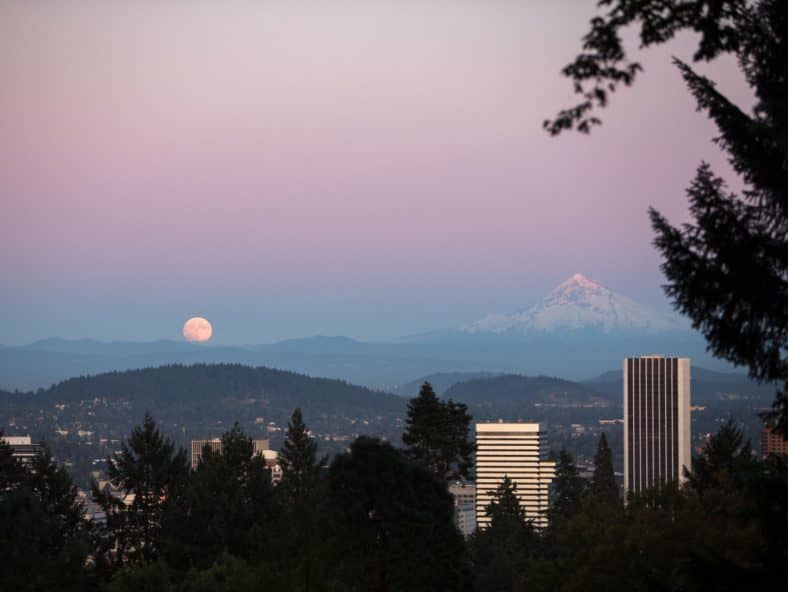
[
  {"xmin": 392, "ymin": 372, "xmax": 503, "ymax": 396},
  {"xmin": 0, "ymin": 274, "xmax": 732, "ymax": 391},
  {"xmin": 444, "ymin": 374, "xmax": 610, "ymax": 406}
]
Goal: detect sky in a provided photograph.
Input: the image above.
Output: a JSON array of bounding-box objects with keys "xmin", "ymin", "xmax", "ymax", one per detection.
[{"xmin": 0, "ymin": 1, "xmax": 751, "ymax": 345}]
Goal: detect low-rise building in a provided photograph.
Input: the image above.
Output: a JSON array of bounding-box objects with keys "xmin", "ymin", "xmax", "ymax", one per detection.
[
  {"xmin": 1, "ymin": 435, "xmax": 42, "ymax": 466},
  {"xmin": 762, "ymin": 425, "xmax": 788, "ymax": 458},
  {"xmin": 449, "ymin": 482, "xmax": 476, "ymax": 537}
]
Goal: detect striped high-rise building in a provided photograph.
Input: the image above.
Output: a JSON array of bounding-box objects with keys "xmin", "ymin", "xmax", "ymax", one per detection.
[
  {"xmin": 623, "ymin": 356, "xmax": 691, "ymax": 494},
  {"xmin": 191, "ymin": 438, "xmax": 271, "ymax": 470},
  {"xmin": 475, "ymin": 422, "xmax": 555, "ymax": 530}
]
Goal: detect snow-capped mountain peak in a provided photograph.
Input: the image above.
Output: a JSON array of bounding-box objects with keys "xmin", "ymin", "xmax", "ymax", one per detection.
[
  {"xmin": 462, "ymin": 274, "xmax": 685, "ymax": 335},
  {"xmin": 548, "ymin": 273, "xmax": 609, "ymax": 301}
]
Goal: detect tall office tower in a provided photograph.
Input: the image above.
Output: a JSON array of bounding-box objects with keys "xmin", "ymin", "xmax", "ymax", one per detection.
[
  {"xmin": 623, "ymin": 356, "xmax": 691, "ymax": 494},
  {"xmin": 475, "ymin": 423, "xmax": 555, "ymax": 530}
]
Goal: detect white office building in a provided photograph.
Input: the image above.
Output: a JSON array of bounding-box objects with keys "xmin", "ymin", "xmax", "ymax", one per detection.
[
  {"xmin": 475, "ymin": 422, "xmax": 555, "ymax": 530},
  {"xmin": 623, "ymin": 356, "xmax": 691, "ymax": 494}
]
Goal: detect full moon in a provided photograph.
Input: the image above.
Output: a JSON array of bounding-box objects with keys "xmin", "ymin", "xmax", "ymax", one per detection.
[{"xmin": 183, "ymin": 317, "xmax": 213, "ymax": 342}]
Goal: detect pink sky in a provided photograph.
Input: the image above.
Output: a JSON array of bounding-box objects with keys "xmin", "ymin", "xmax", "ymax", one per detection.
[{"xmin": 0, "ymin": 1, "xmax": 751, "ymax": 343}]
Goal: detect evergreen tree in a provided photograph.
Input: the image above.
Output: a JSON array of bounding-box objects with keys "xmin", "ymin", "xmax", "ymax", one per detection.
[
  {"xmin": 0, "ymin": 441, "xmax": 94, "ymax": 591},
  {"xmin": 107, "ymin": 561, "xmax": 170, "ymax": 592},
  {"xmin": 688, "ymin": 418, "xmax": 757, "ymax": 495},
  {"xmin": 277, "ymin": 408, "xmax": 326, "ymax": 592},
  {"xmin": 279, "ymin": 408, "xmax": 324, "ymax": 505},
  {"xmin": 327, "ymin": 437, "xmax": 469, "ymax": 591},
  {"xmin": 161, "ymin": 423, "xmax": 274, "ymax": 573},
  {"xmin": 177, "ymin": 554, "xmax": 273, "ymax": 592},
  {"xmin": 93, "ymin": 412, "xmax": 189, "ymax": 568},
  {"xmin": 590, "ymin": 433, "xmax": 618, "ymax": 504},
  {"xmin": 549, "ymin": 448, "xmax": 586, "ymax": 526},
  {"xmin": 485, "ymin": 476, "xmax": 527, "ymax": 528},
  {"xmin": 548, "ymin": 0, "xmax": 788, "ymax": 434},
  {"xmin": 468, "ymin": 476, "xmax": 538, "ymax": 592},
  {"xmin": 402, "ymin": 382, "xmax": 473, "ymax": 481}
]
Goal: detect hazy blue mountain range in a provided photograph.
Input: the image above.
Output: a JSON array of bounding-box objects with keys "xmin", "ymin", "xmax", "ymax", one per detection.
[
  {"xmin": 391, "ymin": 372, "xmax": 503, "ymax": 396},
  {"xmin": 0, "ymin": 333, "xmax": 727, "ymax": 392},
  {"xmin": 0, "ymin": 274, "xmax": 734, "ymax": 391},
  {"xmin": 444, "ymin": 374, "xmax": 611, "ymax": 406}
]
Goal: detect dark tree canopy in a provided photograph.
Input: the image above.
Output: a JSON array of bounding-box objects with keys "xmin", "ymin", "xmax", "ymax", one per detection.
[
  {"xmin": 278, "ymin": 407, "xmax": 324, "ymax": 506},
  {"xmin": 402, "ymin": 382, "xmax": 474, "ymax": 481},
  {"xmin": 161, "ymin": 423, "xmax": 274, "ymax": 572},
  {"xmin": 276, "ymin": 408, "xmax": 327, "ymax": 592},
  {"xmin": 550, "ymin": 448, "xmax": 587, "ymax": 526},
  {"xmin": 550, "ymin": 0, "xmax": 788, "ymax": 433},
  {"xmin": 687, "ymin": 418, "xmax": 757, "ymax": 494},
  {"xmin": 469, "ymin": 476, "xmax": 538, "ymax": 592},
  {"xmin": 92, "ymin": 412, "xmax": 189, "ymax": 568},
  {"xmin": 484, "ymin": 476, "xmax": 528, "ymax": 529},
  {"xmin": 3, "ymin": 409, "xmax": 788, "ymax": 590},
  {"xmin": 590, "ymin": 432, "xmax": 619, "ymax": 504},
  {"xmin": 327, "ymin": 437, "xmax": 468, "ymax": 592},
  {"xmin": 0, "ymin": 441, "xmax": 93, "ymax": 591},
  {"xmin": 546, "ymin": 0, "xmax": 753, "ymax": 136}
]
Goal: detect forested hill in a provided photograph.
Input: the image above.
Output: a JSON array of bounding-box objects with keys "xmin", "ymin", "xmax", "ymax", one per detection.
[
  {"xmin": 444, "ymin": 374, "xmax": 610, "ymax": 408},
  {"xmin": 34, "ymin": 363, "xmax": 403, "ymax": 412},
  {"xmin": 0, "ymin": 365, "xmax": 408, "ymax": 485}
]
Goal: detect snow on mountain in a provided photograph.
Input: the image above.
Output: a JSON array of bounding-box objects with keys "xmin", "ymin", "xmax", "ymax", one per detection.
[{"xmin": 462, "ymin": 274, "xmax": 686, "ymax": 335}]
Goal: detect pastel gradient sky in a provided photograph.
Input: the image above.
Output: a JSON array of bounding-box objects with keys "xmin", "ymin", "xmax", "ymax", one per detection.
[{"xmin": 0, "ymin": 1, "xmax": 750, "ymax": 344}]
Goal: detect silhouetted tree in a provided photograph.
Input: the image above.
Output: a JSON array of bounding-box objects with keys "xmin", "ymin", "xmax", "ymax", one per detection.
[
  {"xmin": 687, "ymin": 418, "xmax": 757, "ymax": 494},
  {"xmin": 549, "ymin": 0, "xmax": 788, "ymax": 434},
  {"xmin": 177, "ymin": 554, "xmax": 273, "ymax": 592},
  {"xmin": 93, "ymin": 413, "xmax": 189, "ymax": 568},
  {"xmin": 526, "ymin": 421, "xmax": 788, "ymax": 591},
  {"xmin": 277, "ymin": 408, "xmax": 327, "ymax": 592},
  {"xmin": 0, "ymin": 442, "xmax": 94, "ymax": 591},
  {"xmin": 590, "ymin": 432, "xmax": 618, "ymax": 504},
  {"xmin": 327, "ymin": 437, "xmax": 469, "ymax": 592},
  {"xmin": 279, "ymin": 408, "xmax": 324, "ymax": 505},
  {"xmin": 161, "ymin": 423, "xmax": 274, "ymax": 573},
  {"xmin": 402, "ymin": 382, "xmax": 473, "ymax": 480},
  {"xmin": 468, "ymin": 476, "xmax": 538, "ymax": 592},
  {"xmin": 549, "ymin": 448, "xmax": 586, "ymax": 526},
  {"xmin": 107, "ymin": 561, "xmax": 169, "ymax": 592}
]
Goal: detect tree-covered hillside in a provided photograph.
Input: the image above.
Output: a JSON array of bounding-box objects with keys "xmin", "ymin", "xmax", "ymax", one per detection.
[
  {"xmin": 38, "ymin": 363, "xmax": 403, "ymax": 412},
  {"xmin": 0, "ymin": 364, "xmax": 406, "ymax": 486},
  {"xmin": 445, "ymin": 374, "xmax": 611, "ymax": 408}
]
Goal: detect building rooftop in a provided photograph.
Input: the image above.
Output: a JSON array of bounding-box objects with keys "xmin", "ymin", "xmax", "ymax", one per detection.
[
  {"xmin": 1, "ymin": 436, "xmax": 32, "ymax": 445},
  {"xmin": 476, "ymin": 422, "xmax": 543, "ymax": 432}
]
